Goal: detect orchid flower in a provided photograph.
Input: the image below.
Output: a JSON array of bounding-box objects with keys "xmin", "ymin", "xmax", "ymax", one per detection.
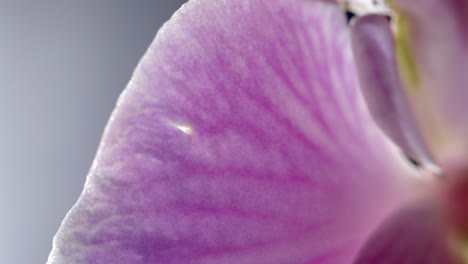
[{"xmin": 48, "ymin": 0, "xmax": 468, "ymax": 263}]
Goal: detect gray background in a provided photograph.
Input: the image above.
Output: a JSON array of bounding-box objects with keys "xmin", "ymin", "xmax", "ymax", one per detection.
[{"xmin": 0, "ymin": 1, "xmax": 187, "ymax": 263}]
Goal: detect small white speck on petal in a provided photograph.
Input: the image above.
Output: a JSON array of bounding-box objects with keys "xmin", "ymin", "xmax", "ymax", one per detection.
[{"xmin": 175, "ymin": 124, "xmax": 192, "ymax": 135}]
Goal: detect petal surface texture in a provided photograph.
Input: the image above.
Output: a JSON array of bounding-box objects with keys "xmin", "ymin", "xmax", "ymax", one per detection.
[
  {"xmin": 49, "ymin": 1, "xmax": 411, "ymax": 263},
  {"xmin": 350, "ymin": 15, "xmax": 437, "ymax": 171},
  {"xmin": 391, "ymin": 0, "xmax": 468, "ymax": 159}
]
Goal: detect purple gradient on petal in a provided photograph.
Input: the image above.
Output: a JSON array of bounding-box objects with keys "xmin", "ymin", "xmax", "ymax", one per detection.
[
  {"xmin": 350, "ymin": 15, "xmax": 437, "ymax": 171},
  {"xmin": 48, "ymin": 1, "xmax": 411, "ymax": 263}
]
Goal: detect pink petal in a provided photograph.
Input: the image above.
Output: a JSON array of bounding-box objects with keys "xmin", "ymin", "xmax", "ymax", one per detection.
[
  {"xmin": 354, "ymin": 201, "xmax": 458, "ymax": 264},
  {"xmin": 391, "ymin": 0, "xmax": 468, "ymax": 160},
  {"xmin": 350, "ymin": 15, "xmax": 437, "ymax": 171},
  {"xmin": 49, "ymin": 1, "xmax": 411, "ymax": 263}
]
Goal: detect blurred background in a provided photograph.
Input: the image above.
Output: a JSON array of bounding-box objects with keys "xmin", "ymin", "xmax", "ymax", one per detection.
[{"xmin": 0, "ymin": 1, "xmax": 187, "ymax": 263}]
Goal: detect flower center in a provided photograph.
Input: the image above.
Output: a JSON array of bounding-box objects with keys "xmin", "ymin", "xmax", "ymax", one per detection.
[
  {"xmin": 440, "ymin": 165, "xmax": 468, "ymax": 234},
  {"xmin": 432, "ymin": 163, "xmax": 468, "ymax": 263}
]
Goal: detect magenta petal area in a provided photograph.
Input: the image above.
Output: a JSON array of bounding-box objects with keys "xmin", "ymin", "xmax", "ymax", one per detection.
[
  {"xmin": 48, "ymin": 1, "xmax": 411, "ymax": 263},
  {"xmin": 354, "ymin": 201, "xmax": 458, "ymax": 264},
  {"xmin": 350, "ymin": 15, "xmax": 437, "ymax": 170}
]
